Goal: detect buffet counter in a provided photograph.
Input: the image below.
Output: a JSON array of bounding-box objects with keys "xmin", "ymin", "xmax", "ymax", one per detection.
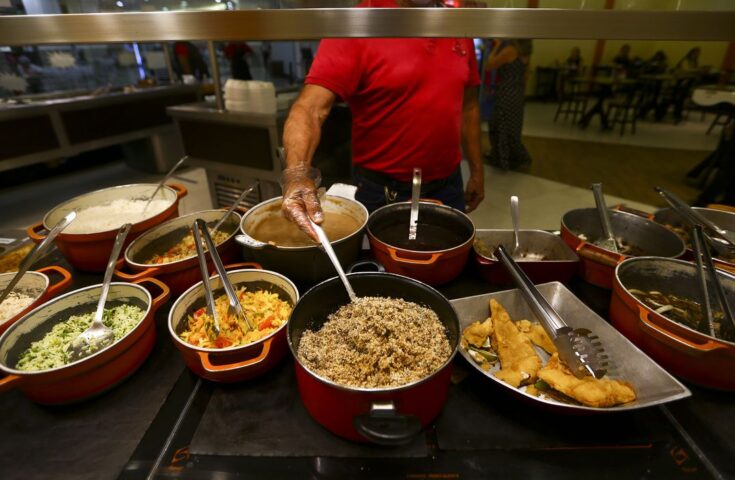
[{"xmin": 0, "ymin": 247, "xmax": 732, "ymax": 479}]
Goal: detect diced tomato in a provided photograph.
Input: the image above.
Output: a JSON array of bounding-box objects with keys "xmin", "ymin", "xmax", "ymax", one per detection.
[
  {"xmin": 259, "ymin": 315, "xmax": 275, "ymax": 330},
  {"xmin": 215, "ymin": 336, "xmax": 233, "ymax": 348},
  {"xmin": 194, "ymin": 307, "xmax": 206, "ymax": 318}
]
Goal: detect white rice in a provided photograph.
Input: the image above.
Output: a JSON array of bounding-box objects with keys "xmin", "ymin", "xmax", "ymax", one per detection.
[
  {"xmin": 0, "ymin": 291, "xmax": 35, "ymax": 324},
  {"xmin": 64, "ymin": 199, "xmax": 171, "ymax": 234}
]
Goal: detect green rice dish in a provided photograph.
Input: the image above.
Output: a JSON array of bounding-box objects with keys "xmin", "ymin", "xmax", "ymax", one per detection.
[{"xmin": 16, "ymin": 304, "xmax": 145, "ymax": 372}]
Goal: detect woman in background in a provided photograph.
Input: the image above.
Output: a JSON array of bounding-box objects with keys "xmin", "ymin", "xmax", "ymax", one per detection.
[
  {"xmin": 485, "ymin": 39, "xmax": 533, "ymax": 171},
  {"xmin": 565, "ymin": 46, "xmax": 583, "ymax": 74}
]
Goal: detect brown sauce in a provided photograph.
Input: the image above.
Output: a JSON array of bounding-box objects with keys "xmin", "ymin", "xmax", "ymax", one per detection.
[{"xmin": 249, "ymin": 211, "xmax": 362, "ymax": 247}]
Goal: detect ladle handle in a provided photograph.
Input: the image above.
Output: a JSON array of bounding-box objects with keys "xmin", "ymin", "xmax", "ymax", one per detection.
[
  {"xmin": 495, "ymin": 245, "xmax": 568, "ymax": 337},
  {"xmin": 408, "ymin": 168, "xmax": 421, "ymax": 241},
  {"xmin": 212, "ymin": 181, "xmax": 259, "ymax": 232},
  {"xmin": 310, "ymin": 219, "xmax": 357, "ymax": 303},
  {"xmin": 143, "ymin": 155, "xmax": 188, "ymax": 211},
  {"xmin": 193, "ymin": 219, "xmax": 220, "ymax": 335},
  {"xmin": 592, "ymin": 183, "xmax": 615, "ymax": 242},
  {"xmin": 0, "ymin": 210, "xmax": 76, "ymax": 306},
  {"xmin": 94, "ymin": 223, "xmax": 132, "ymax": 325},
  {"xmin": 510, "ymin": 195, "xmax": 520, "ymax": 254}
]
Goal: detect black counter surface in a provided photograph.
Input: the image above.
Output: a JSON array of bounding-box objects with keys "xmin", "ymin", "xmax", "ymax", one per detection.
[{"xmin": 0, "ymin": 249, "xmax": 733, "ymax": 479}]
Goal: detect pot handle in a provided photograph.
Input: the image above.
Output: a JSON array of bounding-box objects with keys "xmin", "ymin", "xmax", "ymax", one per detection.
[
  {"xmin": 113, "ymin": 258, "xmax": 159, "ymax": 282},
  {"xmin": 27, "ymin": 221, "xmax": 48, "ymax": 243},
  {"xmin": 388, "ymin": 248, "xmax": 441, "ymax": 266},
  {"xmin": 133, "ymin": 277, "xmax": 171, "ymax": 311},
  {"xmin": 224, "ymin": 262, "xmax": 262, "ymax": 271},
  {"xmin": 347, "ymin": 260, "xmax": 385, "ymax": 274},
  {"xmin": 36, "ymin": 265, "xmax": 72, "ymax": 297},
  {"xmin": 0, "ymin": 374, "xmax": 23, "ymax": 394},
  {"xmin": 638, "ymin": 306, "xmax": 723, "ymax": 355},
  {"xmin": 198, "ymin": 337, "xmax": 271, "ymax": 374},
  {"xmin": 576, "ymin": 244, "xmax": 621, "ymax": 268},
  {"xmin": 167, "ymin": 183, "xmax": 188, "ymax": 200},
  {"xmin": 353, "ymin": 400, "xmax": 423, "ymax": 446},
  {"xmin": 614, "ymin": 204, "xmax": 654, "ymax": 220},
  {"xmin": 419, "ymin": 198, "xmax": 443, "ymax": 206},
  {"xmin": 475, "ymin": 253, "xmax": 495, "ymax": 266}
]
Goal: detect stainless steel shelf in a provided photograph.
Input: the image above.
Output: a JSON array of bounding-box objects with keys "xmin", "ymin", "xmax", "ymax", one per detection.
[{"xmin": 1, "ymin": 8, "xmax": 734, "ymax": 46}]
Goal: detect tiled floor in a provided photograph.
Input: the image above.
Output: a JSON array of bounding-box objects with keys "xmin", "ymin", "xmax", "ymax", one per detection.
[{"xmin": 520, "ymin": 101, "xmax": 720, "ymax": 152}]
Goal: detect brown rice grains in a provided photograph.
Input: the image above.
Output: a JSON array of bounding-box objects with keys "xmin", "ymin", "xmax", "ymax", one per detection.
[{"xmin": 297, "ymin": 297, "xmax": 451, "ymax": 388}]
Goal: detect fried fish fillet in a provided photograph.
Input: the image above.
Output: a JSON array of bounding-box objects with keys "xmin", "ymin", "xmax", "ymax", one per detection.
[
  {"xmin": 490, "ymin": 299, "xmax": 542, "ymax": 388},
  {"xmin": 462, "ymin": 317, "xmax": 493, "ymax": 348},
  {"xmin": 538, "ymin": 353, "xmax": 636, "ymax": 408},
  {"xmin": 516, "ymin": 319, "xmax": 557, "ymax": 355}
]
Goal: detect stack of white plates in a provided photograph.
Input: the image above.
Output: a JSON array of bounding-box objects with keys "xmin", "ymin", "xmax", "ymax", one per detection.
[{"xmin": 224, "ymin": 79, "xmax": 277, "ymax": 114}]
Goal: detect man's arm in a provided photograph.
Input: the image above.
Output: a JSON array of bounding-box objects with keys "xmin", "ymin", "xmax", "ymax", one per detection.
[
  {"xmin": 461, "ymin": 86, "xmax": 485, "ymax": 213},
  {"xmin": 281, "ymin": 84, "xmax": 337, "ymax": 239}
]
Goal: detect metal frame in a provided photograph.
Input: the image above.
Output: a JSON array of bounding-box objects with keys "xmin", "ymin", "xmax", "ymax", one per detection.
[{"xmin": 1, "ymin": 8, "xmax": 734, "ymax": 45}]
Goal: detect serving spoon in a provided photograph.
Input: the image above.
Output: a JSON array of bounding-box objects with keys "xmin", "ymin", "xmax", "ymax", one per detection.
[
  {"xmin": 142, "ymin": 155, "xmax": 188, "ymax": 213},
  {"xmin": 510, "ymin": 195, "xmax": 522, "ymax": 258},
  {"xmin": 67, "ymin": 223, "xmax": 132, "ymax": 362},
  {"xmin": 591, "ymin": 183, "xmax": 619, "ymax": 254},
  {"xmin": 211, "ymin": 181, "xmax": 259, "ymax": 233},
  {"xmin": 408, "ymin": 167, "xmax": 422, "ymax": 242},
  {"xmin": 310, "ymin": 219, "xmax": 357, "ymax": 303},
  {"xmin": 0, "ymin": 210, "xmax": 76, "ymax": 306},
  {"xmin": 195, "ymin": 218, "xmax": 256, "ymax": 332}
]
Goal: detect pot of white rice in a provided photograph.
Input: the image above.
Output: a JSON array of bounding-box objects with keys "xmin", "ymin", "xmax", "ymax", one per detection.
[{"xmin": 26, "ymin": 183, "xmax": 187, "ymax": 272}]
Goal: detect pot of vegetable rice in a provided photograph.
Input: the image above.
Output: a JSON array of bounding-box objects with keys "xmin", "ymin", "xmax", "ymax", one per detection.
[
  {"xmin": 0, "ymin": 266, "xmax": 72, "ymax": 336},
  {"xmin": 0, "ymin": 278, "xmax": 169, "ymax": 404},
  {"xmin": 168, "ymin": 268, "xmax": 299, "ymax": 382},
  {"xmin": 26, "ymin": 183, "xmax": 187, "ymax": 272},
  {"xmin": 116, "ymin": 209, "xmax": 243, "ymax": 295},
  {"xmin": 288, "ymin": 270, "xmax": 460, "ymax": 445}
]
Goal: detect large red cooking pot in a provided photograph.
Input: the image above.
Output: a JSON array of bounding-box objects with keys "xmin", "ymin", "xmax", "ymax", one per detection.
[
  {"xmin": 561, "ymin": 208, "xmax": 686, "ymax": 289},
  {"xmin": 115, "ymin": 209, "xmax": 242, "ymax": 295},
  {"xmin": 288, "ymin": 269, "xmax": 459, "ymax": 445},
  {"xmin": 611, "ymin": 257, "xmax": 735, "ymax": 391},
  {"xmin": 0, "ymin": 278, "xmax": 169, "ymax": 404},
  {"xmin": 27, "ymin": 183, "xmax": 187, "ymax": 272},
  {"xmin": 169, "ymin": 267, "xmax": 299, "ymax": 383},
  {"xmin": 367, "ymin": 201, "xmax": 475, "ymax": 286},
  {"xmin": 0, "ymin": 266, "xmax": 72, "ymax": 336}
]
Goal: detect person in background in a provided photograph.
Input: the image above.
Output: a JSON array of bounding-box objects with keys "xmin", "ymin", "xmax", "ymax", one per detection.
[
  {"xmin": 280, "ymin": 0, "xmax": 485, "ymax": 240},
  {"xmin": 674, "ymin": 47, "xmax": 701, "ymax": 72},
  {"xmin": 643, "ymin": 50, "xmax": 668, "ymax": 75},
  {"xmin": 613, "ymin": 44, "xmax": 632, "ymax": 75},
  {"xmin": 172, "ymin": 41, "xmax": 209, "ymax": 81},
  {"xmin": 485, "ymin": 39, "xmax": 533, "ymax": 171},
  {"xmin": 565, "ymin": 46, "xmax": 583, "ymax": 74},
  {"xmin": 224, "ymin": 42, "xmax": 254, "ymax": 81}
]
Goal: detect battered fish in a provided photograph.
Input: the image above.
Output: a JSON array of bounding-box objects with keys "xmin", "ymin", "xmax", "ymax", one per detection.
[
  {"xmin": 516, "ymin": 319, "xmax": 557, "ymax": 355},
  {"xmin": 538, "ymin": 353, "xmax": 636, "ymax": 408},
  {"xmin": 490, "ymin": 299, "xmax": 542, "ymax": 388},
  {"xmin": 462, "ymin": 317, "xmax": 493, "ymax": 348}
]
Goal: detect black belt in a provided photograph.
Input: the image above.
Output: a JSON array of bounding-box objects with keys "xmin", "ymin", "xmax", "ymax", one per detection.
[{"xmin": 353, "ymin": 166, "xmax": 457, "ymax": 194}]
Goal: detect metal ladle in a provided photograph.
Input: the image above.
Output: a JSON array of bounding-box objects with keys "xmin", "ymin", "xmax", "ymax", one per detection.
[
  {"xmin": 408, "ymin": 167, "xmax": 422, "ymax": 241},
  {"xmin": 211, "ymin": 181, "xmax": 259, "ymax": 233},
  {"xmin": 310, "ymin": 219, "xmax": 357, "ymax": 302},
  {"xmin": 0, "ymin": 210, "xmax": 77, "ymax": 306},
  {"xmin": 510, "ymin": 195, "xmax": 522, "ymax": 258},
  {"xmin": 591, "ymin": 183, "xmax": 619, "ymax": 254},
  {"xmin": 67, "ymin": 223, "xmax": 132, "ymax": 362},
  {"xmin": 142, "ymin": 155, "xmax": 188, "ymax": 212}
]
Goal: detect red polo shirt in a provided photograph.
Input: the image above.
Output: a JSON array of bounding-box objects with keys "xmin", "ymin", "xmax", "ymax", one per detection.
[{"xmin": 305, "ymin": 1, "xmax": 480, "ymax": 182}]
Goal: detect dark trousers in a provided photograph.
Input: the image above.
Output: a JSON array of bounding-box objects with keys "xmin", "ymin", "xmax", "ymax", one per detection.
[{"xmin": 352, "ymin": 166, "xmax": 466, "ymax": 213}]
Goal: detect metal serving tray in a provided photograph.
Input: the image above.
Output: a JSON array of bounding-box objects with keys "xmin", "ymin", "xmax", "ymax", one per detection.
[{"xmin": 451, "ymin": 282, "xmax": 691, "ymax": 413}]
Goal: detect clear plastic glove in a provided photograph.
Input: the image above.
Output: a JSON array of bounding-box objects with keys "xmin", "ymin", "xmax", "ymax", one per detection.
[{"xmin": 281, "ymin": 166, "xmax": 323, "ymax": 242}]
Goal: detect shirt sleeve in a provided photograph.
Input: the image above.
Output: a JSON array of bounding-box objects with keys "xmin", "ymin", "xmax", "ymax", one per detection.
[
  {"xmin": 305, "ymin": 39, "xmax": 363, "ymax": 101},
  {"xmin": 465, "ymin": 39, "xmax": 481, "ymax": 87}
]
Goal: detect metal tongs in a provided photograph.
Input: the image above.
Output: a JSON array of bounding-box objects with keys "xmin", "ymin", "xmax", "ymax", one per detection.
[
  {"xmin": 691, "ymin": 225, "xmax": 735, "ymax": 338},
  {"xmin": 591, "ymin": 183, "xmax": 619, "ymax": 254},
  {"xmin": 656, "ymin": 186, "xmax": 735, "ymax": 249},
  {"xmin": 193, "ymin": 219, "xmax": 256, "ymax": 340},
  {"xmin": 495, "ymin": 245, "xmax": 609, "ymax": 379},
  {"xmin": 0, "ymin": 210, "xmax": 77, "ymax": 305},
  {"xmin": 408, "ymin": 167, "xmax": 422, "ymax": 241}
]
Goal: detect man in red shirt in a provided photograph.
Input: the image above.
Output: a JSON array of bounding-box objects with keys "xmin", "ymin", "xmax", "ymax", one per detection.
[{"xmin": 281, "ymin": 0, "xmax": 484, "ymax": 240}]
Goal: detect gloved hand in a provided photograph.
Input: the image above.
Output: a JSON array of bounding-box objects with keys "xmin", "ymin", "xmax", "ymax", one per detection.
[{"xmin": 281, "ymin": 165, "xmax": 323, "ymax": 242}]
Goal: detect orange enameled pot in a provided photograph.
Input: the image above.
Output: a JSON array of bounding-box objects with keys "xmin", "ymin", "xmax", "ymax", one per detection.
[
  {"xmin": 168, "ymin": 268, "xmax": 298, "ymax": 383},
  {"xmin": 115, "ymin": 209, "xmax": 242, "ymax": 295},
  {"xmin": 0, "ymin": 266, "xmax": 72, "ymax": 336},
  {"xmin": 0, "ymin": 278, "xmax": 170, "ymax": 404},
  {"xmin": 610, "ymin": 257, "xmax": 735, "ymax": 391},
  {"xmin": 27, "ymin": 183, "xmax": 187, "ymax": 272}
]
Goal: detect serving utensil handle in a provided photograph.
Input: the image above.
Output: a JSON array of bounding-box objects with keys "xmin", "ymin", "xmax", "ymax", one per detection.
[
  {"xmin": 94, "ymin": 223, "xmax": 132, "ymax": 325},
  {"xmin": 592, "ymin": 183, "xmax": 616, "ymax": 244}
]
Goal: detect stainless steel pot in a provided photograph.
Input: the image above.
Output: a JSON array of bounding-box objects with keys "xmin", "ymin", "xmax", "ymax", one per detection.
[{"xmin": 237, "ymin": 195, "xmax": 368, "ymax": 287}]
